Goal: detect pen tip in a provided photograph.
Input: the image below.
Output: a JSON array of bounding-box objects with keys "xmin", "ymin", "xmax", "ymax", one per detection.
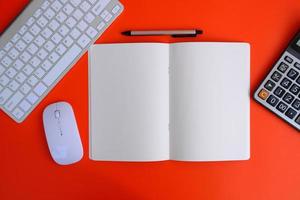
[
  {"xmin": 196, "ymin": 30, "xmax": 203, "ymax": 34},
  {"xmin": 122, "ymin": 31, "xmax": 131, "ymax": 36}
]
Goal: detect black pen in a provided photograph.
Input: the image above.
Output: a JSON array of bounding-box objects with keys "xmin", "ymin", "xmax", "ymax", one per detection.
[{"xmin": 122, "ymin": 29, "xmax": 203, "ymax": 37}]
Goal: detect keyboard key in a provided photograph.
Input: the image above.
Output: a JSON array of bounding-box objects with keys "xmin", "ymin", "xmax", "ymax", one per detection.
[
  {"xmin": 26, "ymin": 92, "xmax": 38, "ymax": 104},
  {"xmin": 42, "ymin": 60, "xmax": 52, "ymax": 71},
  {"xmin": 49, "ymin": 52, "xmax": 60, "ymax": 63},
  {"xmin": 283, "ymin": 93, "xmax": 294, "ymax": 104},
  {"xmin": 63, "ymin": 36, "xmax": 74, "ymax": 47},
  {"xmin": 8, "ymin": 48, "xmax": 20, "ymax": 59},
  {"xmin": 258, "ymin": 89, "xmax": 269, "ymax": 100},
  {"xmin": 20, "ymin": 83, "xmax": 31, "ymax": 94},
  {"xmin": 112, "ymin": 5, "xmax": 121, "ymax": 14},
  {"xmin": 70, "ymin": 28, "xmax": 81, "ymax": 39},
  {"xmin": 30, "ymin": 24, "xmax": 41, "ymax": 36},
  {"xmin": 23, "ymin": 65, "xmax": 34, "ymax": 75},
  {"xmin": 0, "ymin": 88, "xmax": 13, "ymax": 105},
  {"xmin": 285, "ymin": 108, "xmax": 297, "ymax": 119},
  {"xmin": 100, "ymin": 10, "xmax": 109, "ymax": 19},
  {"xmin": 0, "ymin": 65, "xmax": 5, "ymax": 75},
  {"xmin": 20, "ymin": 51, "xmax": 31, "ymax": 63},
  {"xmin": 80, "ymin": 1, "xmax": 91, "ymax": 12},
  {"xmin": 97, "ymin": 22, "xmax": 105, "ymax": 30},
  {"xmin": 51, "ymin": 0, "xmax": 63, "ymax": 12},
  {"xmin": 4, "ymin": 91, "xmax": 24, "ymax": 111},
  {"xmin": 92, "ymin": 0, "xmax": 110, "ymax": 15},
  {"xmin": 56, "ymin": 44, "xmax": 67, "ymax": 55},
  {"xmin": 264, "ymin": 80, "xmax": 276, "ymax": 91},
  {"xmin": 86, "ymin": 27, "xmax": 98, "ymax": 38},
  {"xmin": 2, "ymin": 56, "xmax": 12, "ymax": 67},
  {"xmin": 73, "ymin": 9, "xmax": 84, "ymax": 20},
  {"xmin": 37, "ymin": 16, "xmax": 48, "ymax": 27},
  {"xmin": 41, "ymin": 28, "xmax": 53, "ymax": 39},
  {"xmin": 11, "ymin": 33, "xmax": 21, "ymax": 43},
  {"xmin": 12, "ymin": 108, "xmax": 25, "ymax": 119},
  {"xmin": 84, "ymin": 13, "xmax": 95, "ymax": 23},
  {"xmin": 292, "ymin": 99, "xmax": 300, "ymax": 110},
  {"xmin": 278, "ymin": 62, "xmax": 289, "ymax": 73},
  {"xmin": 27, "ymin": 43, "xmax": 39, "ymax": 55},
  {"xmin": 271, "ymin": 71, "xmax": 282, "ymax": 82},
  {"xmin": 19, "ymin": 100, "xmax": 31, "ymax": 112},
  {"xmin": 8, "ymin": 80, "xmax": 20, "ymax": 91},
  {"xmin": 63, "ymin": 4, "xmax": 74, "ymax": 15},
  {"xmin": 66, "ymin": 17, "xmax": 77, "ymax": 29},
  {"xmin": 58, "ymin": 25, "xmax": 70, "ymax": 36},
  {"xmin": 290, "ymin": 84, "xmax": 300, "ymax": 95},
  {"xmin": 4, "ymin": 42, "xmax": 13, "ymax": 51},
  {"xmin": 34, "ymin": 35, "xmax": 46, "ymax": 47},
  {"xmin": 41, "ymin": 1, "xmax": 50, "ymax": 10},
  {"xmin": 19, "ymin": 25, "xmax": 28, "ymax": 35},
  {"xmin": 29, "ymin": 57, "xmax": 41, "ymax": 68},
  {"xmin": 0, "ymin": 50, "xmax": 5, "ymax": 59},
  {"xmin": 287, "ymin": 68, "xmax": 299, "ymax": 80},
  {"xmin": 104, "ymin": 13, "xmax": 112, "ymax": 22},
  {"xmin": 78, "ymin": 34, "xmax": 91, "ymax": 48},
  {"xmin": 13, "ymin": 60, "xmax": 24, "ymax": 70},
  {"xmin": 295, "ymin": 62, "xmax": 300, "ymax": 70},
  {"xmin": 49, "ymin": 19, "xmax": 60, "ymax": 31},
  {"xmin": 71, "ymin": 0, "xmax": 82, "ymax": 6},
  {"xmin": 77, "ymin": 20, "xmax": 88, "ymax": 31},
  {"xmin": 37, "ymin": 49, "xmax": 48, "ymax": 60},
  {"xmin": 280, "ymin": 78, "xmax": 292, "ymax": 89},
  {"xmin": 15, "ymin": 72, "xmax": 26, "ymax": 84},
  {"xmin": 89, "ymin": 0, "xmax": 97, "ymax": 4},
  {"xmin": 44, "ymin": 41, "xmax": 56, "ymax": 52},
  {"xmin": 56, "ymin": 11, "xmax": 67, "ymax": 23},
  {"xmin": 26, "ymin": 17, "xmax": 35, "ymax": 26},
  {"xmin": 6, "ymin": 68, "xmax": 17, "ymax": 78},
  {"xmin": 43, "ymin": 44, "xmax": 81, "ymax": 86},
  {"xmin": 27, "ymin": 75, "xmax": 39, "ymax": 86},
  {"xmin": 51, "ymin": 33, "xmax": 63, "ymax": 44},
  {"xmin": 276, "ymin": 101, "xmax": 288, "ymax": 113},
  {"xmin": 0, "ymin": 75, "xmax": 10, "ymax": 86},
  {"xmin": 34, "ymin": 82, "xmax": 47, "ymax": 96},
  {"xmin": 33, "ymin": 8, "xmax": 42, "ymax": 18},
  {"xmin": 44, "ymin": 8, "xmax": 55, "ymax": 20},
  {"xmin": 34, "ymin": 68, "xmax": 46, "ymax": 79},
  {"xmin": 267, "ymin": 95, "xmax": 279, "ymax": 107},
  {"xmin": 284, "ymin": 55, "xmax": 293, "ymax": 63}
]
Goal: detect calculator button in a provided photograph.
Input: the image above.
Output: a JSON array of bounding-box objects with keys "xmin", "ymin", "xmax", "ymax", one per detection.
[
  {"xmin": 258, "ymin": 89, "xmax": 269, "ymax": 100},
  {"xmin": 283, "ymin": 93, "xmax": 294, "ymax": 104},
  {"xmin": 267, "ymin": 95, "xmax": 279, "ymax": 107},
  {"xmin": 278, "ymin": 62, "xmax": 289, "ymax": 73},
  {"xmin": 285, "ymin": 108, "xmax": 297, "ymax": 119},
  {"xmin": 271, "ymin": 71, "xmax": 282, "ymax": 82},
  {"xmin": 280, "ymin": 78, "xmax": 292, "ymax": 89},
  {"xmin": 276, "ymin": 101, "xmax": 288, "ymax": 113},
  {"xmin": 295, "ymin": 62, "xmax": 300, "ymax": 70},
  {"xmin": 274, "ymin": 86, "xmax": 285, "ymax": 98},
  {"xmin": 284, "ymin": 56, "xmax": 293, "ymax": 64},
  {"xmin": 292, "ymin": 99, "xmax": 300, "ymax": 110},
  {"xmin": 264, "ymin": 80, "xmax": 276, "ymax": 91},
  {"xmin": 287, "ymin": 68, "xmax": 299, "ymax": 80},
  {"xmin": 290, "ymin": 84, "xmax": 300, "ymax": 95},
  {"xmin": 295, "ymin": 115, "xmax": 300, "ymax": 125},
  {"xmin": 297, "ymin": 77, "xmax": 300, "ymax": 85}
]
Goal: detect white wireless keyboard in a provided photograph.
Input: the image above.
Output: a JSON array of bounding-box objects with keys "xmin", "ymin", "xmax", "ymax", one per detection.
[{"xmin": 0, "ymin": 0, "xmax": 123, "ymax": 123}]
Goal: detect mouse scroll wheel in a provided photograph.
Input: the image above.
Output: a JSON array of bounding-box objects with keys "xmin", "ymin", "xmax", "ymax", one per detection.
[{"xmin": 54, "ymin": 110, "xmax": 61, "ymax": 119}]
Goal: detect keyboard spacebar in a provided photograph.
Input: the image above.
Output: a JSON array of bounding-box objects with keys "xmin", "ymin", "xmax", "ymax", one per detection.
[{"xmin": 43, "ymin": 44, "xmax": 82, "ymax": 87}]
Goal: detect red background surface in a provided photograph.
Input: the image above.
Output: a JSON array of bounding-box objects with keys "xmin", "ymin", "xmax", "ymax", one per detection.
[{"xmin": 1, "ymin": 0, "xmax": 300, "ymax": 199}]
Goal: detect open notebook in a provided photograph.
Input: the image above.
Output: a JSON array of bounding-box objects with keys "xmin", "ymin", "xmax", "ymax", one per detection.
[{"xmin": 89, "ymin": 42, "xmax": 250, "ymax": 162}]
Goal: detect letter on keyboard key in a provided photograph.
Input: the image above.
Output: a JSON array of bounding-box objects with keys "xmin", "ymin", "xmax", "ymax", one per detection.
[
  {"xmin": 0, "ymin": 88, "xmax": 13, "ymax": 105},
  {"xmin": 34, "ymin": 82, "xmax": 47, "ymax": 96},
  {"xmin": 43, "ymin": 44, "xmax": 81, "ymax": 86},
  {"xmin": 4, "ymin": 91, "xmax": 24, "ymax": 111},
  {"xmin": 78, "ymin": 34, "xmax": 91, "ymax": 48}
]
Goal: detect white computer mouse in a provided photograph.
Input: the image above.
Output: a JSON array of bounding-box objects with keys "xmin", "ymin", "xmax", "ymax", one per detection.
[{"xmin": 43, "ymin": 102, "xmax": 83, "ymax": 165}]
